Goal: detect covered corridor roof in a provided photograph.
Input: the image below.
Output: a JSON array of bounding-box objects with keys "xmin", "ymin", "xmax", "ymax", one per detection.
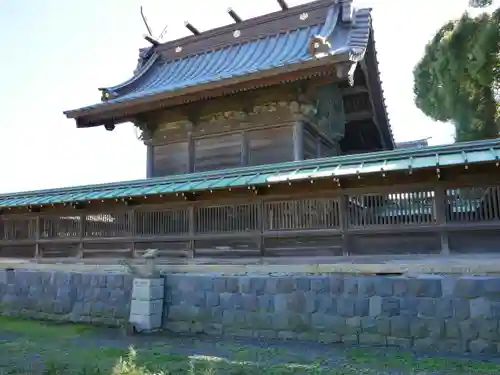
[{"xmin": 0, "ymin": 138, "xmax": 499, "ymax": 208}]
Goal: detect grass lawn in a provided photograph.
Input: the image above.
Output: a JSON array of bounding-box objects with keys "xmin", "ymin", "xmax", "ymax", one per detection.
[{"xmin": 0, "ymin": 316, "xmax": 499, "ymax": 374}]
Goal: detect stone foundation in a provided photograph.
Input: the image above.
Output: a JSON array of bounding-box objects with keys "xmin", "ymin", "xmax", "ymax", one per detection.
[
  {"xmin": 163, "ymin": 274, "xmax": 500, "ymax": 354},
  {"xmin": 0, "ymin": 269, "xmax": 132, "ymax": 325},
  {"xmin": 2, "ymin": 268, "xmax": 500, "ymax": 354}
]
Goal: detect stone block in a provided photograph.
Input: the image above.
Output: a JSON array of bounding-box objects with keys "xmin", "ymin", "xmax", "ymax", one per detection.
[
  {"xmin": 205, "ymin": 292, "xmax": 220, "ymax": 308},
  {"xmin": 346, "ymin": 316, "xmax": 362, "ymax": 334},
  {"xmin": 310, "ymin": 277, "xmax": 330, "ymax": 293},
  {"xmin": 470, "ymin": 297, "xmax": 491, "ymax": 318},
  {"xmin": 469, "ymin": 339, "xmax": 497, "ymax": 354},
  {"xmin": 130, "ymin": 312, "xmax": 162, "ymax": 332},
  {"xmin": 316, "ymin": 294, "xmax": 337, "ymax": 314},
  {"xmin": 478, "ymin": 319, "xmax": 499, "ymax": 340},
  {"xmin": 295, "ymin": 277, "xmax": 311, "ymax": 292},
  {"xmin": 132, "ymin": 278, "xmax": 164, "ymax": 301},
  {"xmin": 343, "ymin": 277, "xmax": 358, "ymax": 295},
  {"xmin": 398, "ymin": 297, "xmax": 417, "ymax": 316},
  {"xmin": 452, "ymin": 277, "xmax": 485, "ymax": 299},
  {"xmin": 268, "ymin": 277, "xmax": 295, "ymax": 294},
  {"xmin": 330, "ymin": 276, "xmax": 345, "ymax": 295},
  {"xmin": 355, "ymin": 298, "xmax": 370, "ymax": 316},
  {"xmin": 257, "ymin": 294, "xmax": 274, "ymax": 312},
  {"xmin": 444, "ymin": 319, "xmax": 461, "ymax": 339},
  {"xmin": 338, "ymin": 297, "xmax": 355, "ymax": 317},
  {"xmin": 237, "ymin": 276, "xmax": 252, "ymax": 294},
  {"xmin": 392, "ymin": 278, "xmax": 408, "ymax": 297},
  {"xmin": 410, "ymin": 317, "xmax": 444, "ymax": 339},
  {"xmin": 275, "ymin": 292, "xmax": 306, "ymax": 313},
  {"xmin": 417, "ymin": 298, "xmax": 436, "ymax": 317},
  {"xmin": 390, "ymin": 316, "xmax": 411, "ymax": 338},
  {"xmin": 459, "ymin": 319, "xmax": 479, "ymax": 340},
  {"xmin": 203, "ymin": 323, "xmax": 223, "ymax": 335},
  {"xmin": 130, "ymin": 299, "xmax": 163, "ymax": 316},
  {"xmin": 369, "ymin": 296, "xmax": 382, "ymax": 317},
  {"xmin": 317, "ymin": 332, "xmax": 342, "ymax": 344},
  {"xmin": 374, "ymin": 277, "xmax": 394, "ymax": 297},
  {"xmin": 386, "ymin": 337, "xmax": 412, "ymax": 349},
  {"xmin": 357, "ymin": 277, "xmax": 376, "ymax": 297},
  {"xmin": 438, "ymin": 340, "xmax": 467, "ymax": 354},
  {"xmin": 413, "ymin": 338, "xmax": 438, "ymax": 351},
  {"xmin": 407, "ymin": 276, "xmax": 442, "ymax": 298},
  {"xmin": 342, "ymin": 334, "xmax": 359, "ymax": 345},
  {"xmin": 244, "ymin": 312, "xmax": 276, "ymax": 329},
  {"xmin": 359, "ymin": 333, "xmax": 387, "ymax": 346}
]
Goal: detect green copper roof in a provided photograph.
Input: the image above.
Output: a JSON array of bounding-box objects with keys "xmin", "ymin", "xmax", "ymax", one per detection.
[{"xmin": 0, "ymin": 139, "xmax": 499, "ymax": 208}]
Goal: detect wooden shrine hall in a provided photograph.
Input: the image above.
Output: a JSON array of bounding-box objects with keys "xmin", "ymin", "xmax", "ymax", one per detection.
[{"xmin": 0, "ymin": 0, "xmax": 499, "ymax": 261}]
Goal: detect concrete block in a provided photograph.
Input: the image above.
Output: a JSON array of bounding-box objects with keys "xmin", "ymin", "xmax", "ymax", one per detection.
[
  {"xmin": 130, "ymin": 299, "xmax": 163, "ymax": 316},
  {"xmin": 130, "ymin": 312, "xmax": 162, "ymax": 332},
  {"xmin": 132, "ymin": 278, "xmax": 164, "ymax": 301}
]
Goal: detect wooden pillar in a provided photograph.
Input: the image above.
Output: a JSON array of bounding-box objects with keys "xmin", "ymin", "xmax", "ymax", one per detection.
[
  {"xmin": 78, "ymin": 214, "xmax": 85, "ymax": 258},
  {"xmin": 188, "ymin": 205, "xmax": 195, "ymax": 258},
  {"xmin": 338, "ymin": 195, "xmax": 350, "ymax": 256},
  {"xmin": 34, "ymin": 215, "xmax": 40, "ymax": 259},
  {"xmin": 434, "ymin": 186, "xmax": 450, "ymax": 255},
  {"xmin": 241, "ymin": 132, "xmax": 249, "ymax": 166},
  {"xmin": 146, "ymin": 144, "xmax": 154, "ymax": 178},
  {"xmin": 188, "ymin": 131, "xmax": 195, "ymax": 173},
  {"xmin": 293, "ymin": 121, "xmax": 304, "ymax": 161},
  {"xmin": 128, "ymin": 209, "xmax": 136, "ymax": 258},
  {"xmin": 258, "ymin": 200, "xmax": 265, "ymax": 257}
]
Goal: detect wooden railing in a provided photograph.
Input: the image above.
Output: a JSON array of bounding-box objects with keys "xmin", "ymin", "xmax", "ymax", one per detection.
[{"xmin": 0, "ymin": 184, "xmax": 499, "ymax": 260}]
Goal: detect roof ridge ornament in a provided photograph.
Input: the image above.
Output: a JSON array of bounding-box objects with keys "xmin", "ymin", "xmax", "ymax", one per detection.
[{"xmin": 308, "ymin": 3, "xmax": 340, "ymax": 58}]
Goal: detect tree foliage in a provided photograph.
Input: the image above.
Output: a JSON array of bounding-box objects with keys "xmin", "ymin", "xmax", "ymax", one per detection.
[{"xmin": 413, "ymin": 2, "xmax": 500, "ymax": 142}]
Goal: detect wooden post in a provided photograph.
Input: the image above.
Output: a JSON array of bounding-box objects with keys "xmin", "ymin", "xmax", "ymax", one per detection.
[
  {"xmin": 293, "ymin": 121, "xmax": 304, "ymax": 161},
  {"xmin": 129, "ymin": 209, "xmax": 136, "ymax": 258},
  {"xmin": 78, "ymin": 214, "xmax": 85, "ymax": 258},
  {"xmin": 188, "ymin": 131, "xmax": 195, "ymax": 173},
  {"xmin": 338, "ymin": 195, "xmax": 350, "ymax": 256},
  {"xmin": 188, "ymin": 205, "xmax": 195, "ymax": 258},
  {"xmin": 146, "ymin": 144, "xmax": 154, "ymax": 178},
  {"xmin": 434, "ymin": 186, "xmax": 450, "ymax": 255},
  {"xmin": 241, "ymin": 132, "xmax": 249, "ymax": 166},
  {"xmin": 34, "ymin": 215, "xmax": 40, "ymax": 259},
  {"xmin": 258, "ymin": 200, "xmax": 265, "ymax": 257}
]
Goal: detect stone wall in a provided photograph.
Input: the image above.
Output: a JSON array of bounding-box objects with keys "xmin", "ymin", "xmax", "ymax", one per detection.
[
  {"xmin": 164, "ymin": 274, "xmax": 500, "ymax": 354},
  {"xmin": 0, "ymin": 269, "xmax": 132, "ymax": 325}
]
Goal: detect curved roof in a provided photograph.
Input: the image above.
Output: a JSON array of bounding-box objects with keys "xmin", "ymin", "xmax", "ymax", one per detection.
[{"xmin": 64, "ymin": 0, "xmax": 373, "ymax": 122}]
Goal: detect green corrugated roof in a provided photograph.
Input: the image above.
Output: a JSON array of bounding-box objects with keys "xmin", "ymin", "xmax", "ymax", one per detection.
[{"xmin": 0, "ymin": 138, "xmax": 499, "ymax": 208}]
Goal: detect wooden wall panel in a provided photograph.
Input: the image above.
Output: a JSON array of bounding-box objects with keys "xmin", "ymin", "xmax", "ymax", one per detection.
[
  {"xmin": 153, "ymin": 142, "xmax": 189, "ymax": 177},
  {"xmin": 303, "ymin": 126, "xmax": 318, "ymax": 160},
  {"xmin": 195, "ymin": 133, "xmax": 243, "ymax": 172},
  {"xmin": 247, "ymin": 126, "xmax": 294, "ymax": 166}
]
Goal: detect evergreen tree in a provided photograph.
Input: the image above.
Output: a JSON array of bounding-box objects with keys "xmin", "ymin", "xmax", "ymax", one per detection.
[{"xmin": 413, "ymin": 0, "xmax": 499, "ymax": 141}]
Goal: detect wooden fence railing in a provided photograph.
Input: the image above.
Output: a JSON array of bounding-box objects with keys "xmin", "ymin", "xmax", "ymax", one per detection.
[{"xmin": 0, "ymin": 184, "xmax": 499, "ymax": 259}]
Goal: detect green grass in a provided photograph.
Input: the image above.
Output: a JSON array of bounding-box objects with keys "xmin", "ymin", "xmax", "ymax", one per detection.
[{"xmin": 0, "ymin": 316, "xmax": 500, "ymax": 374}]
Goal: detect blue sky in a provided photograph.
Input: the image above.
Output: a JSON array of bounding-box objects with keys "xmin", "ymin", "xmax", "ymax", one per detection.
[{"xmin": 0, "ymin": 0, "xmax": 487, "ymax": 193}]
